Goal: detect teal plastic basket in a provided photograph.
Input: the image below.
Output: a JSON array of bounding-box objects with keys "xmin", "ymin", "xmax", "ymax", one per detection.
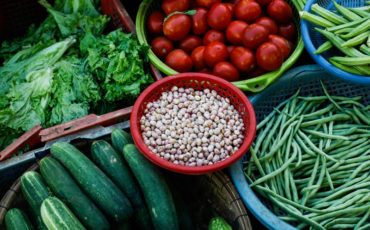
[{"xmin": 229, "ymin": 65, "xmax": 370, "ymax": 230}]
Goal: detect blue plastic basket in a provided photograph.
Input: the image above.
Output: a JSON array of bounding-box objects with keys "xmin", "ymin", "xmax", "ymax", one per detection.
[
  {"xmin": 301, "ymin": 0, "xmax": 370, "ymax": 85},
  {"xmin": 229, "ymin": 64, "xmax": 370, "ymax": 230}
]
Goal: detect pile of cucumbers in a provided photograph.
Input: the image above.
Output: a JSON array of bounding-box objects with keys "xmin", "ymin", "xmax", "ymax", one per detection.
[{"xmin": 4, "ymin": 129, "xmax": 179, "ymax": 230}]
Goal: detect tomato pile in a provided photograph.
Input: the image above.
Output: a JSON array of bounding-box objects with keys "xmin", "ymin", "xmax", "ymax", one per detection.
[{"xmin": 147, "ymin": 0, "xmax": 297, "ymax": 82}]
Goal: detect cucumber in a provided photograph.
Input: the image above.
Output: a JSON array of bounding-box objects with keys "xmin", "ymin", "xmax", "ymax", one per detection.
[
  {"xmin": 21, "ymin": 171, "xmax": 51, "ymax": 229},
  {"xmin": 208, "ymin": 217, "xmax": 232, "ymax": 230},
  {"xmin": 39, "ymin": 156, "xmax": 110, "ymax": 230},
  {"xmin": 91, "ymin": 140, "xmax": 152, "ymax": 230},
  {"xmin": 5, "ymin": 208, "xmax": 34, "ymax": 230},
  {"xmin": 111, "ymin": 128, "xmax": 132, "ymax": 153},
  {"xmin": 40, "ymin": 197, "xmax": 85, "ymax": 230},
  {"xmin": 122, "ymin": 144, "xmax": 178, "ymax": 230},
  {"xmin": 50, "ymin": 142, "xmax": 133, "ymax": 222}
]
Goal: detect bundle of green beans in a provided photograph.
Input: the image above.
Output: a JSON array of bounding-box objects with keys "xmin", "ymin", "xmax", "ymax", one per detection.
[
  {"xmin": 244, "ymin": 82, "xmax": 370, "ymax": 229},
  {"xmin": 300, "ymin": 1, "xmax": 370, "ymax": 76}
]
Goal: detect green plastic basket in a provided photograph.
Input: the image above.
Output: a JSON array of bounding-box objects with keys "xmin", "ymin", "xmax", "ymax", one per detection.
[{"xmin": 136, "ymin": 0, "xmax": 305, "ymax": 93}]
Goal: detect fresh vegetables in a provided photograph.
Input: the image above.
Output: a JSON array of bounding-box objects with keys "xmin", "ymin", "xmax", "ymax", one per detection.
[
  {"xmin": 5, "ymin": 209, "xmax": 34, "ymax": 230},
  {"xmin": 20, "ymin": 171, "xmax": 51, "ymax": 229},
  {"xmin": 123, "ymin": 144, "xmax": 179, "ymax": 230},
  {"xmin": 139, "ymin": 86, "xmax": 245, "ymax": 166},
  {"xmin": 245, "ymin": 82, "xmax": 370, "ymax": 229},
  {"xmin": 0, "ymin": 0, "xmax": 152, "ymax": 151},
  {"xmin": 301, "ymin": 3, "xmax": 370, "ymax": 76},
  {"xmin": 39, "ymin": 156, "xmax": 110, "ymax": 230},
  {"xmin": 50, "ymin": 142, "xmax": 133, "ymax": 222},
  {"xmin": 90, "ymin": 140, "xmax": 152, "ymax": 230},
  {"xmin": 40, "ymin": 197, "xmax": 85, "ymax": 230},
  {"xmin": 208, "ymin": 217, "xmax": 232, "ymax": 230},
  {"xmin": 147, "ymin": 0, "xmax": 297, "ymax": 81}
]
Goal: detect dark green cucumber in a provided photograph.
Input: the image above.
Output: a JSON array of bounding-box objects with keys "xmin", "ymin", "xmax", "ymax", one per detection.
[
  {"xmin": 50, "ymin": 142, "xmax": 133, "ymax": 222},
  {"xmin": 5, "ymin": 208, "xmax": 34, "ymax": 230},
  {"xmin": 91, "ymin": 140, "xmax": 152, "ymax": 230},
  {"xmin": 41, "ymin": 197, "xmax": 85, "ymax": 230},
  {"xmin": 122, "ymin": 144, "xmax": 178, "ymax": 230},
  {"xmin": 111, "ymin": 129, "xmax": 133, "ymax": 153},
  {"xmin": 21, "ymin": 171, "xmax": 51, "ymax": 229},
  {"xmin": 39, "ymin": 156, "xmax": 110, "ymax": 230}
]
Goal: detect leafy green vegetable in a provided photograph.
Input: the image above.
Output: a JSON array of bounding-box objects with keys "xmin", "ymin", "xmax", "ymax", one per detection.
[{"xmin": 0, "ymin": 0, "xmax": 153, "ymax": 150}]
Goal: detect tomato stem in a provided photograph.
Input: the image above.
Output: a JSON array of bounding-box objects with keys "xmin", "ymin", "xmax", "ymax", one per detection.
[{"xmin": 164, "ymin": 10, "xmax": 197, "ymax": 23}]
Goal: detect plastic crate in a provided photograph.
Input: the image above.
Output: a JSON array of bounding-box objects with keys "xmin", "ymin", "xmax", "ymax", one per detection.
[
  {"xmin": 0, "ymin": 0, "xmax": 163, "ymax": 162},
  {"xmin": 0, "ymin": 121, "xmax": 252, "ymax": 229},
  {"xmin": 229, "ymin": 64, "xmax": 370, "ymax": 230}
]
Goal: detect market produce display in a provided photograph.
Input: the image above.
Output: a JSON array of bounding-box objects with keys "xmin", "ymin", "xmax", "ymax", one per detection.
[
  {"xmin": 146, "ymin": 0, "xmax": 298, "ymax": 81},
  {"xmin": 245, "ymin": 83, "xmax": 370, "ymax": 229},
  {"xmin": 140, "ymin": 86, "xmax": 245, "ymax": 166},
  {"xmin": 0, "ymin": 0, "xmax": 153, "ymax": 151},
  {"xmin": 301, "ymin": 2, "xmax": 370, "ymax": 76}
]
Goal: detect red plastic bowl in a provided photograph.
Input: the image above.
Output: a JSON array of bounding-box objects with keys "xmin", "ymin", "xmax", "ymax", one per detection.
[{"xmin": 130, "ymin": 73, "xmax": 256, "ymax": 174}]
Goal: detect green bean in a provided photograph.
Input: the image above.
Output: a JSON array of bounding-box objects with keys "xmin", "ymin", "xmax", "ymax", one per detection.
[
  {"xmin": 289, "ymin": 173, "xmax": 299, "ymax": 203},
  {"xmin": 302, "ymin": 129, "xmax": 348, "ymax": 140},
  {"xmin": 318, "ymin": 181, "xmax": 370, "ymax": 203},
  {"xmin": 333, "ymin": 1, "xmax": 362, "ymax": 21},
  {"xmin": 298, "ymin": 130, "xmax": 337, "ymax": 162},
  {"xmin": 342, "ymin": 18, "xmax": 370, "ymax": 39},
  {"xmin": 358, "ymin": 223, "xmax": 370, "ymax": 230},
  {"xmin": 255, "ymin": 185, "xmax": 326, "ymax": 213},
  {"xmin": 300, "ymin": 11, "xmax": 335, "ymax": 27},
  {"xmin": 350, "ymin": 7, "xmax": 370, "ymax": 18},
  {"xmin": 330, "ymin": 223, "xmax": 357, "ymax": 229},
  {"xmin": 311, "ymin": 4, "xmax": 348, "ymax": 24},
  {"xmin": 349, "ymin": 154, "xmax": 370, "ymax": 179},
  {"xmin": 327, "ymin": 17, "xmax": 369, "ymax": 32},
  {"xmin": 316, "ymin": 28, "xmax": 367, "ymax": 57},
  {"xmin": 253, "ymin": 115, "xmax": 276, "ymax": 154},
  {"xmin": 325, "ymin": 167, "xmax": 334, "ymax": 190},
  {"xmin": 324, "ymin": 217, "xmax": 361, "ymax": 229},
  {"xmin": 338, "ymin": 99, "xmax": 365, "ymax": 108},
  {"xmin": 301, "ymin": 155, "xmax": 320, "ymax": 206},
  {"xmin": 334, "ymin": 27, "xmax": 353, "ymax": 34},
  {"xmin": 360, "ymin": 44, "xmax": 370, "ymax": 55},
  {"xmin": 303, "ymin": 104, "xmax": 335, "ymax": 119},
  {"xmin": 314, "ymin": 41, "xmax": 333, "ymax": 54},
  {"xmin": 261, "ymin": 109, "xmax": 285, "ymax": 154},
  {"xmin": 354, "ymin": 106, "xmax": 370, "ymax": 125},
  {"xmin": 331, "ymin": 55, "xmax": 370, "ymax": 65},
  {"xmin": 259, "ymin": 122, "xmax": 296, "ymax": 161},
  {"xmin": 249, "ymin": 147, "xmax": 265, "ymax": 177},
  {"xmin": 329, "ymin": 60, "xmax": 364, "ymax": 75},
  {"xmin": 341, "ymin": 31, "xmax": 370, "ymax": 47},
  {"xmin": 300, "ymin": 114, "xmax": 351, "ymax": 128},
  {"xmin": 354, "ymin": 209, "xmax": 370, "ymax": 230},
  {"xmin": 251, "ymin": 143, "xmax": 298, "ymax": 187}
]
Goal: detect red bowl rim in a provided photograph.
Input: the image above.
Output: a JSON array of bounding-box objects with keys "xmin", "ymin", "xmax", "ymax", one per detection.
[{"xmin": 130, "ymin": 73, "xmax": 256, "ymax": 175}]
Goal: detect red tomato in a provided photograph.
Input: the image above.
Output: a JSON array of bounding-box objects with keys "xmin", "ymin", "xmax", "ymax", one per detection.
[
  {"xmin": 230, "ymin": 47, "xmax": 255, "ymax": 72},
  {"xmin": 165, "ymin": 49, "xmax": 193, "ymax": 72},
  {"xmin": 268, "ymin": 34, "xmax": 292, "ymax": 59},
  {"xmin": 227, "ymin": 46, "xmax": 236, "ymax": 54},
  {"xmin": 162, "ymin": 0, "xmax": 190, "ymax": 15},
  {"xmin": 192, "ymin": 8, "xmax": 208, "ymax": 35},
  {"xmin": 267, "ymin": 0, "xmax": 293, "ymax": 24},
  {"xmin": 207, "ymin": 3, "xmax": 232, "ymax": 30},
  {"xmin": 234, "ymin": 0, "xmax": 262, "ymax": 23},
  {"xmin": 151, "ymin": 36, "xmax": 174, "ymax": 59},
  {"xmin": 278, "ymin": 22, "xmax": 297, "ymax": 41},
  {"xmin": 243, "ymin": 24, "xmax": 269, "ymax": 49},
  {"xmin": 255, "ymin": 17, "xmax": 278, "ymax": 34},
  {"xmin": 203, "ymin": 41, "xmax": 228, "ymax": 67},
  {"xmin": 196, "ymin": 0, "xmax": 221, "ymax": 8},
  {"xmin": 203, "ymin": 30, "xmax": 225, "ymax": 45},
  {"xmin": 179, "ymin": 35, "xmax": 203, "ymax": 54},
  {"xmin": 256, "ymin": 0, "xmax": 273, "ymax": 7},
  {"xmin": 147, "ymin": 11, "xmax": 164, "ymax": 35},
  {"xmin": 213, "ymin": 62, "xmax": 240, "ymax": 81},
  {"xmin": 199, "ymin": 68, "xmax": 212, "ymax": 74},
  {"xmin": 256, "ymin": 42, "xmax": 283, "ymax": 71},
  {"xmin": 225, "ymin": 3, "xmax": 234, "ymax": 13},
  {"xmin": 226, "ymin": 20, "xmax": 248, "ymax": 45},
  {"xmin": 191, "ymin": 46, "xmax": 206, "ymax": 70},
  {"xmin": 163, "ymin": 14, "xmax": 191, "ymax": 41}
]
